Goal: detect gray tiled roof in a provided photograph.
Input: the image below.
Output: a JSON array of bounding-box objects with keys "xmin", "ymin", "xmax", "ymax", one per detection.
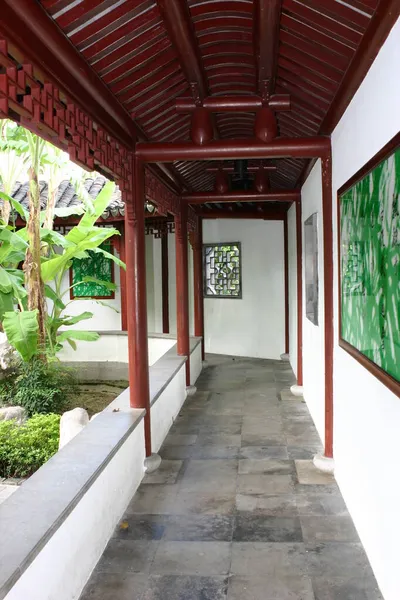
[{"xmin": 6, "ymin": 175, "xmax": 124, "ymax": 220}]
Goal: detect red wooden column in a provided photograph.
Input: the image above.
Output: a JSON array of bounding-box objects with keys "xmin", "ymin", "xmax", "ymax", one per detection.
[
  {"xmin": 175, "ymin": 202, "xmax": 191, "ymax": 386},
  {"xmin": 296, "ymin": 200, "xmax": 303, "ymax": 386},
  {"xmin": 321, "ymin": 153, "xmax": 334, "ymax": 460},
  {"xmin": 161, "ymin": 230, "xmax": 169, "ymax": 334},
  {"xmin": 283, "ymin": 214, "xmax": 289, "ymax": 355},
  {"xmin": 119, "ymin": 227, "xmax": 128, "ymax": 332},
  {"xmin": 124, "ymin": 156, "xmax": 152, "ymax": 457},
  {"xmin": 192, "ymin": 218, "xmax": 205, "ymax": 361}
]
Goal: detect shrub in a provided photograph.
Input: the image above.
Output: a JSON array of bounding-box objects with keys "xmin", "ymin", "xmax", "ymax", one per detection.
[
  {"xmin": 0, "ymin": 413, "xmax": 60, "ymax": 478},
  {"xmin": 0, "ymin": 359, "xmax": 77, "ymax": 416}
]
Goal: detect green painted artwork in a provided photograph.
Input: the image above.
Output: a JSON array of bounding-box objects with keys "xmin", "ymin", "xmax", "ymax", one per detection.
[
  {"xmin": 71, "ymin": 242, "xmax": 114, "ymax": 298},
  {"xmin": 340, "ymin": 146, "xmax": 400, "ymax": 382}
]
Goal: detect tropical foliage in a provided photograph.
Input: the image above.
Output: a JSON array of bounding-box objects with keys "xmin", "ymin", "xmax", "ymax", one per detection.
[{"xmin": 0, "ymin": 120, "xmax": 125, "ymax": 361}]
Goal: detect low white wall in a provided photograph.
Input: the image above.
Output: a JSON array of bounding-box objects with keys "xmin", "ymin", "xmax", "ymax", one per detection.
[
  {"xmin": 151, "ymin": 364, "xmax": 186, "ymax": 453},
  {"xmin": 203, "ymin": 219, "xmax": 285, "ymax": 359},
  {"xmin": 190, "ymin": 342, "xmax": 202, "ymax": 386},
  {"xmin": 58, "ymin": 333, "xmax": 176, "ymax": 367},
  {"xmin": 2, "ymin": 412, "xmax": 145, "ymax": 600},
  {"xmin": 287, "ymin": 203, "xmax": 298, "ymax": 378}
]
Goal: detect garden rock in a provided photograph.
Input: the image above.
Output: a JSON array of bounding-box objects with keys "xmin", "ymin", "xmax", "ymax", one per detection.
[
  {"xmin": 59, "ymin": 407, "xmax": 89, "ymax": 449},
  {"xmin": 0, "ymin": 406, "xmax": 27, "ymax": 425}
]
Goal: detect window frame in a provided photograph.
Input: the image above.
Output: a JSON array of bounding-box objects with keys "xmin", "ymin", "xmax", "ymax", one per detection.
[
  {"xmin": 69, "ymin": 240, "xmax": 116, "ymax": 300},
  {"xmin": 202, "ymin": 241, "xmax": 242, "ymax": 299}
]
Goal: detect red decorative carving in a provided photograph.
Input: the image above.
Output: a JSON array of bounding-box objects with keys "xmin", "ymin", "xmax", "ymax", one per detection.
[{"xmin": 0, "ymin": 38, "xmax": 133, "ymax": 184}]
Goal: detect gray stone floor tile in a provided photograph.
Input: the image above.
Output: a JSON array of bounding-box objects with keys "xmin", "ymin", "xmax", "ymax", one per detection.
[
  {"xmin": 80, "ymin": 572, "xmax": 149, "ymax": 600},
  {"xmin": 169, "ymin": 490, "xmax": 236, "ymax": 515},
  {"xmin": 227, "ymin": 575, "xmax": 315, "ymax": 600},
  {"xmin": 143, "ymin": 575, "xmax": 228, "ymax": 600},
  {"xmin": 163, "ymin": 515, "xmax": 234, "ymax": 542},
  {"xmin": 306, "ymin": 543, "xmax": 375, "ymax": 580},
  {"xmin": 79, "ymin": 355, "xmax": 381, "ymax": 600},
  {"xmin": 238, "ymin": 458, "xmax": 294, "ymax": 475},
  {"xmin": 125, "ymin": 485, "xmax": 179, "ymax": 515},
  {"xmin": 311, "ymin": 575, "xmax": 383, "ymax": 600},
  {"xmin": 113, "ymin": 515, "xmax": 166, "ymax": 540},
  {"xmin": 96, "ymin": 540, "xmax": 159, "ymax": 573},
  {"xmin": 163, "ymin": 434, "xmax": 198, "ymax": 446},
  {"xmin": 233, "ymin": 515, "xmax": 303, "ymax": 543},
  {"xmin": 240, "ymin": 445, "xmax": 289, "ymax": 459},
  {"xmin": 160, "ymin": 445, "xmax": 194, "ymax": 460},
  {"xmin": 151, "ymin": 541, "xmax": 231, "ymax": 575},
  {"xmin": 236, "ymin": 493, "xmax": 298, "ymax": 516},
  {"xmin": 300, "ymin": 515, "xmax": 360, "ymax": 543},
  {"xmin": 296, "ymin": 492, "xmax": 349, "ymax": 516},
  {"xmin": 142, "ymin": 460, "xmax": 183, "ymax": 485},
  {"xmin": 295, "ymin": 460, "xmax": 336, "ymax": 485},
  {"xmin": 237, "ymin": 473, "xmax": 294, "ymax": 495},
  {"xmin": 230, "ymin": 542, "xmax": 308, "ymax": 577}
]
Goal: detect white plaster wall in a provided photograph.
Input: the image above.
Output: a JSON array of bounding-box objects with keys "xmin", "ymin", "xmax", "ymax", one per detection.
[
  {"xmin": 203, "ymin": 219, "xmax": 285, "ymax": 359},
  {"xmin": 329, "ymin": 18, "xmax": 400, "ymax": 600},
  {"xmin": 150, "ymin": 364, "xmax": 186, "ymax": 452},
  {"xmin": 152, "ymin": 237, "xmax": 163, "ymax": 333},
  {"xmin": 4, "ymin": 419, "xmax": 145, "ymax": 600},
  {"xmin": 146, "ymin": 234, "xmax": 155, "ymax": 332},
  {"xmin": 168, "ymin": 231, "xmax": 177, "ymax": 334},
  {"xmin": 287, "ymin": 203, "xmax": 297, "ymax": 378},
  {"xmin": 300, "ymin": 161, "xmax": 325, "ymax": 442},
  {"xmin": 58, "ymin": 334, "xmax": 176, "ymax": 367},
  {"xmin": 190, "ymin": 343, "xmax": 202, "ymax": 386}
]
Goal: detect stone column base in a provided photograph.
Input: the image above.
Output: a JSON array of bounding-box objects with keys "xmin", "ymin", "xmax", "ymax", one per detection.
[
  {"xmin": 202, "ymin": 360, "xmax": 209, "ymax": 368},
  {"xmin": 290, "ymin": 384, "xmax": 304, "ymax": 397},
  {"xmin": 280, "ymin": 353, "xmax": 290, "ymax": 362},
  {"xmin": 144, "ymin": 453, "xmax": 162, "ymax": 473},
  {"xmin": 313, "ymin": 453, "xmax": 335, "ymax": 474},
  {"xmin": 186, "ymin": 385, "xmax": 197, "ymax": 396}
]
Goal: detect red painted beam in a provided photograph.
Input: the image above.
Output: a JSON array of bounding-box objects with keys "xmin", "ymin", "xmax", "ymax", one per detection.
[
  {"xmin": 322, "ymin": 154, "xmax": 334, "ymax": 459},
  {"xmin": 161, "ymin": 232, "xmax": 170, "ymax": 334},
  {"xmin": 175, "ymin": 202, "xmax": 191, "ymax": 386},
  {"xmin": 183, "ymin": 191, "xmax": 300, "ymax": 204},
  {"xmin": 176, "ymin": 94, "xmax": 291, "ymax": 112},
  {"xmin": 198, "ymin": 211, "xmax": 285, "ymax": 220},
  {"xmin": 206, "ymin": 166, "xmax": 277, "ymax": 173},
  {"xmin": 296, "ymin": 201, "xmax": 303, "ymax": 386},
  {"xmin": 125, "ymin": 157, "xmax": 152, "ymax": 457},
  {"xmin": 283, "ymin": 214, "xmax": 289, "ymax": 355},
  {"xmin": 254, "ymin": 0, "xmax": 282, "ymax": 96},
  {"xmin": 136, "ymin": 137, "xmax": 331, "ymax": 163},
  {"xmin": 157, "ymin": 0, "xmax": 208, "ymax": 101}
]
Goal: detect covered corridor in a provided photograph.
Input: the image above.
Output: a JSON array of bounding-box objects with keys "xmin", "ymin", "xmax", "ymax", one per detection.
[{"xmin": 80, "ymin": 355, "xmax": 381, "ymax": 600}]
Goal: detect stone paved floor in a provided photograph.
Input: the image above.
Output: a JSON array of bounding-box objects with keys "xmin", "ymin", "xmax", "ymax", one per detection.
[{"xmin": 80, "ymin": 354, "xmax": 382, "ymax": 600}]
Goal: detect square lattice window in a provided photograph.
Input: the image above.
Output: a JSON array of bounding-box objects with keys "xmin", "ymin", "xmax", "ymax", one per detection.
[
  {"xmin": 70, "ymin": 241, "xmax": 115, "ymax": 299},
  {"xmin": 203, "ymin": 242, "xmax": 242, "ymax": 299}
]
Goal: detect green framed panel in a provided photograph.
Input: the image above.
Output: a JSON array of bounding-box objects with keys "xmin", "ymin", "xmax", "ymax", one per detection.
[
  {"xmin": 339, "ymin": 136, "xmax": 400, "ymax": 389},
  {"xmin": 71, "ymin": 241, "xmax": 115, "ymax": 299}
]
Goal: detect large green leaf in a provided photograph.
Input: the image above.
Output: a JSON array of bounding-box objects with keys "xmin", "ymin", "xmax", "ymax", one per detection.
[
  {"xmin": 78, "ymin": 181, "xmax": 115, "ymax": 228},
  {"xmin": 81, "ymin": 276, "xmax": 117, "ymax": 291},
  {"xmin": 91, "ymin": 246, "xmax": 126, "ymax": 269},
  {"xmin": 0, "ymin": 291, "xmax": 14, "ymax": 320},
  {"xmin": 57, "ymin": 330, "xmax": 99, "ymax": 343},
  {"xmin": 41, "ymin": 227, "xmax": 118, "ymax": 282},
  {"xmin": 6, "ymin": 269, "xmax": 27, "ymax": 300},
  {"xmin": 0, "ymin": 228, "xmax": 28, "ymax": 263},
  {"xmin": 53, "ymin": 206, "xmax": 85, "ymax": 218},
  {"xmin": 44, "ymin": 285, "xmax": 66, "ymax": 310},
  {"xmin": 7, "ymin": 196, "xmax": 29, "ymax": 222},
  {"xmin": 0, "ymin": 267, "xmax": 12, "ymax": 293},
  {"xmin": 40, "ymin": 229, "xmax": 74, "ymax": 248},
  {"xmin": 58, "ymin": 311, "xmax": 93, "ymax": 326},
  {"xmin": 3, "ymin": 310, "xmax": 39, "ymax": 361}
]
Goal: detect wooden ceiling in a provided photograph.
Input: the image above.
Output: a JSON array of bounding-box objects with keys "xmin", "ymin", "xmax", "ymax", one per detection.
[
  {"xmin": 37, "ymin": 0, "xmax": 385, "ymax": 194},
  {"xmin": 1, "ymin": 0, "xmax": 397, "ymax": 214}
]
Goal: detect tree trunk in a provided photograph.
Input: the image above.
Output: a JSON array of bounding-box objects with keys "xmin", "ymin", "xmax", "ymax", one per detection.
[{"xmin": 23, "ymin": 166, "xmax": 46, "ymax": 354}]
